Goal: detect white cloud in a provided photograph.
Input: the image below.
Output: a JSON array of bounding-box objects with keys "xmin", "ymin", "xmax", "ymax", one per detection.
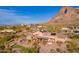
[
  {"xmin": 0, "ymin": 9, "xmax": 30, "ymax": 20},
  {"xmin": 0, "ymin": 9, "xmax": 31, "ymax": 24}
]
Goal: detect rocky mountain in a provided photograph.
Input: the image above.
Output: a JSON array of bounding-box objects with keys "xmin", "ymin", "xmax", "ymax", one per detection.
[{"xmin": 47, "ymin": 6, "xmax": 79, "ymax": 26}]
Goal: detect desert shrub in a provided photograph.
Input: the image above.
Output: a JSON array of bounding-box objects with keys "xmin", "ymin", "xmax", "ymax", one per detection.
[
  {"xmin": 68, "ymin": 33, "xmax": 79, "ymax": 39},
  {"xmin": 74, "ymin": 48, "xmax": 79, "ymax": 53},
  {"xmin": 50, "ymin": 49, "xmax": 55, "ymax": 53},
  {"xmin": 56, "ymin": 48, "xmax": 61, "ymax": 52},
  {"xmin": 56, "ymin": 41, "xmax": 63, "ymax": 46},
  {"xmin": 12, "ymin": 44, "xmax": 39, "ymax": 53},
  {"xmin": 42, "ymin": 40, "xmax": 47, "ymax": 46},
  {"xmin": 0, "ymin": 50, "xmax": 8, "ymax": 53},
  {"xmin": 3, "ymin": 36, "xmax": 12, "ymax": 41},
  {"xmin": 26, "ymin": 47, "xmax": 39, "ymax": 53},
  {"xmin": 65, "ymin": 40, "xmax": 79, "ymax": 52},
  {"xmin": 0, "ymin": 45, "xmax": 5, "ymax": 50},
  {"xmin": 67, "ymin": 49, "xmax": 73, "ymax": 53},
  {"xmin": 66, "ymin": 44, "xmax": 70, "ymax": 48}
]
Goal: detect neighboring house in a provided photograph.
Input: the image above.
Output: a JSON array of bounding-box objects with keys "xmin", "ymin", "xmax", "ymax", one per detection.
[
  {"xmin": 60, "ymin": 27, "xmax": 71, "ymax": 33},
  {"xmin": 60, "ymin": 27, "xmax": 79, "ymax": 37},
  {"xmin": 33, "ymin": 31, "xmax": 45, "ymax": 40},
  {"xmin": 66, "ymin": 26, "xmax": 79, "ymax": 34},
  {"xmin": 33, "ymin": 30, "xmax": 51, "ymax": 39},
  {"xmin": 72, "ymin": 29, "xmax": 79, "ymax": 35},
  {"xmin": 37, "ymin": 25, "xmax": 42, "ymax": 28},
  {"xmin": 12, "ymin": 48, "xmax": 22, "ymax": 53},
  {"xmin": 47, "ymin": 36, "xmax": 55, "ymax": 45},
  {"xmin": 0, "ymin": 29, "xmax": 16, "ymax": 33},
  {"xmin": 33, "ymin": 31, "xmax": 43, "ymax": 37},
  {"xmin": 26, "ymin": 35, "xmax": 33, "ymax": 40}
]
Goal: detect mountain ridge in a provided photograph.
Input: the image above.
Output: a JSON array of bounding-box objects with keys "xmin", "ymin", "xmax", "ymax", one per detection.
[{"xmin": 47, "ymin": 6, "xmax": 79, "ymax": 26}]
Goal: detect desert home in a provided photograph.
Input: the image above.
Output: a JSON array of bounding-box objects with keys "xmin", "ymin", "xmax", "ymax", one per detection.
[{"xmin": 0, "ymin": 29, "xmax": 16, "ymax": 33}]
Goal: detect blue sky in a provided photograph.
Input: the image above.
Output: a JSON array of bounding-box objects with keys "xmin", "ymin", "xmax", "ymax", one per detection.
[{"xmin": 0, "ymin": 6, "xmax": 79, "ymax": 25}]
